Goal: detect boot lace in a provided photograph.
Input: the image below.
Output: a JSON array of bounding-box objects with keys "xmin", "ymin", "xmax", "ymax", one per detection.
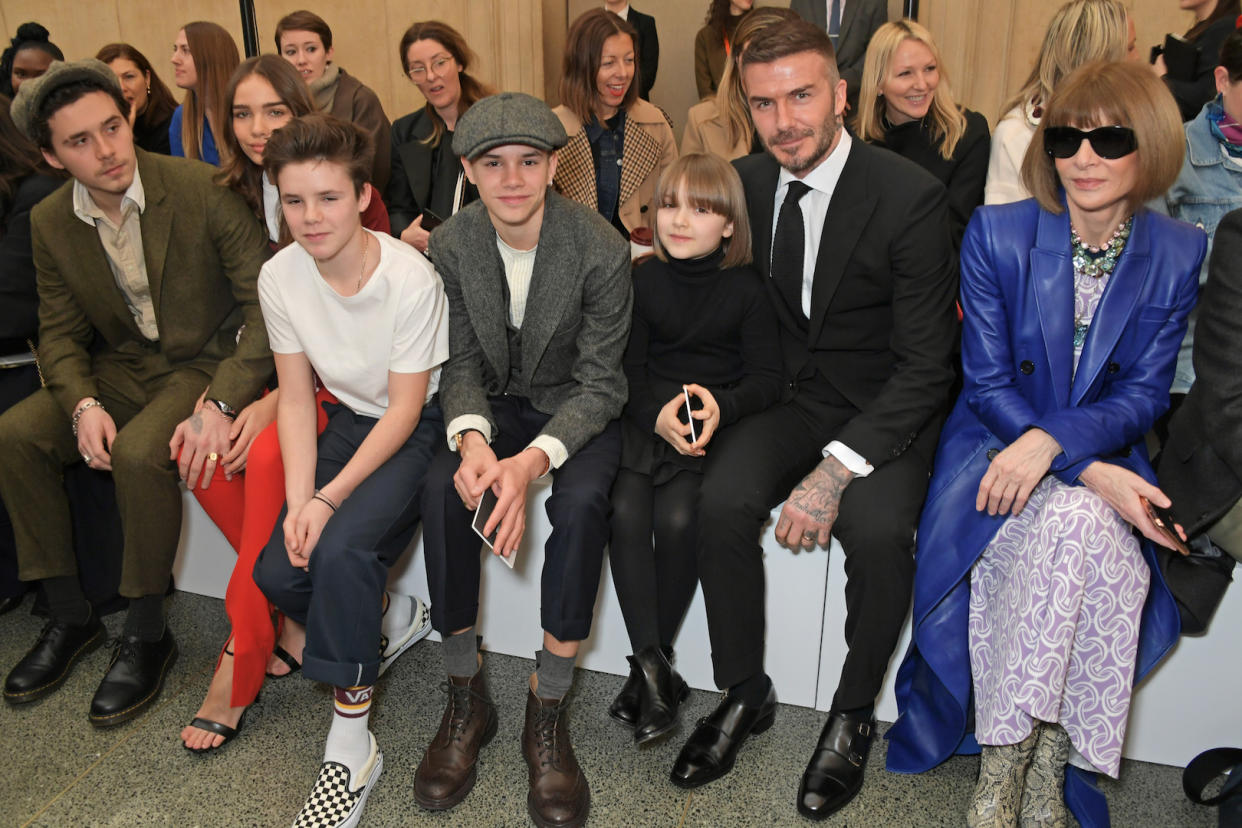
[
  {"xmin": 438, "ymin": 680, "xmax": 488, "ymax": 742},
  {"xmin": 533, "ymin": 700, "xmax": 564, "ymax": 768}
]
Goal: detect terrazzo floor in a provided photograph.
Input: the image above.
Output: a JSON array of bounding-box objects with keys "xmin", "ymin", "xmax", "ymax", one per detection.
[{"xmin": 0, "ymin": 591, "xmax": 1215, "ymax": 827}]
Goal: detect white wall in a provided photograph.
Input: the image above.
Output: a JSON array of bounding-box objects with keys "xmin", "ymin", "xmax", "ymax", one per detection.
[{"xmin": 174, "ymin": 485, "xmax": 1242, "ymax": 768}]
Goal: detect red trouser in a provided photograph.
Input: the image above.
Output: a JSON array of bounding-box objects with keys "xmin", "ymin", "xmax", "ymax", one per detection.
[{"xmin": 189, "ymin": 387, "xmax": 337, "ymax": 705}]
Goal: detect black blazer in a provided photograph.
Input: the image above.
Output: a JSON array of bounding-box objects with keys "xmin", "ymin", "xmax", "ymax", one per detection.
[
  {"xmin": 629, "ymin": 7, "xmax": 659, "ymax": 100},
  {"xmin": 734, "ymin": 139, "xmax": 959, "ymax": 466},
  {"xmin": 385, "ymin": 108, "xmax": 476, "ymax": 239},
  {"xmin": 1160, "ymin": 208, "xmax": 1242, "ymax": 534}
]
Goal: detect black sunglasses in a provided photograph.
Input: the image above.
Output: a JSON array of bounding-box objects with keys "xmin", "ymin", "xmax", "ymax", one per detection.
[{"xmin": 1043, "ymin": 126, "xmax": 1138, "ymax": 160}]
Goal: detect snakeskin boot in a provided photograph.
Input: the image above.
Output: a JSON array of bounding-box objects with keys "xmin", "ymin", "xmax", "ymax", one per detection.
[
  {"xmin": 967, "ymin": 726, "xmax": 1040, "ymax": 828},
  {"xmin": 1019, "ymin": 722, "xmax": 1071, "ymax": 827}
]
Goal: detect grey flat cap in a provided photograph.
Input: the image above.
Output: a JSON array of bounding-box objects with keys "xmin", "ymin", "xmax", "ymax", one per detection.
[
  {"xmin": 452, "ymin": 92, "xmax": 568, "ymax": 160},
  {"xmin": 10, "ymin": 59, "xmax": 122, "ymax": 142}
]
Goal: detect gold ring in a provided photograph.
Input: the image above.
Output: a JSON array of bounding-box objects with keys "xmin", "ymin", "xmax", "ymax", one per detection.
[
  {"xmin": 207, "ymin": 452, "xmax": 219, "ymax": 462},
  {"xmin": 803, "ymin": 531, "xmax": 817, "ymax": 541}
]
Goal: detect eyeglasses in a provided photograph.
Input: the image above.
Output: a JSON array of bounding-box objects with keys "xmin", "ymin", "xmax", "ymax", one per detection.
[
  {"xmin": 1043, "ymin": 126, "xmax": 1138, "ymax": 160},
  {"xmin": 408, "ymin": 55, "xmax": 454, "ymax": 82}
]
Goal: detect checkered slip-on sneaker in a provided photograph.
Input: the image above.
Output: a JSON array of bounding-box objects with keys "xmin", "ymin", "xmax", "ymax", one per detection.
[
  {"xmin": 377, "ymin": 595, "xmax": 432, "ymax": 678},
  {"xmin": 292, "ymin": 733, "xmax": 383, "ymax": 828}
]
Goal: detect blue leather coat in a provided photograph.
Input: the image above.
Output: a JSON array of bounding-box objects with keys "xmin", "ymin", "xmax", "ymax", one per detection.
[{"xmin": 885, "ymin": 200, "xmax": 1205, "ymax": 813}]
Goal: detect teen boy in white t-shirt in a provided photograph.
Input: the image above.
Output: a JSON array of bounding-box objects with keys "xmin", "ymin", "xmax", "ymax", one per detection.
[{"xmin": 250, "ymin": 113, "xmax": 448, "ymax": 828}]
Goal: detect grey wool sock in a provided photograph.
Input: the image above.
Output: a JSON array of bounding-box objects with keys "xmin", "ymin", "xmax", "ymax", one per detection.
[
  {"xmin": 534, "ymin": 648, "xmax": 576, "ymax": 701},
  {"xmin": 442, "ymin": 628, "xmax": 479, "ymax": 678}
]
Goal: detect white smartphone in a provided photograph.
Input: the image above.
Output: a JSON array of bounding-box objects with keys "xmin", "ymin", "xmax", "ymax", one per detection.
[
  {"xmin": 683, "ymin": 386, "xmax": 698, "ymax": 443},
  {"xmin": 472, "ymin": 489, "xmax": 516, "ymax": 568}
]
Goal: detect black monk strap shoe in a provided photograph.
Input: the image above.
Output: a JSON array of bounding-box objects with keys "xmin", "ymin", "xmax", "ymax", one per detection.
[
  {"xmin": 670, "ymin": 684, "xmax": 777, "ymax": 789},
  {"xmin": 88, "ymin": 627, "xmax": 177, "ymax": 727},
  {"xmin": 797, "ymin": 711, "xmax": 876, "ymax": 820},
  {"xmin": 4, "ymin": 612, "xmax": 105, "ymax": 704}
]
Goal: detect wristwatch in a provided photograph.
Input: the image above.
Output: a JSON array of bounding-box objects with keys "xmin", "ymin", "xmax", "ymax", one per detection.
[
  {"xmin": 205, "ymin": 398, "xmax": 238, "ymax": 420},
  {"xmin": 454, "ymin": 428, "xmax": 482, "ymax": 452}
]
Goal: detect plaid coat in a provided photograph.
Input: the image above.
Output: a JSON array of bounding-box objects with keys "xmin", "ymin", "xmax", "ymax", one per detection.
[{"xmin": 552, "ymin": 98, "xmax": 677, "ymax": 234}]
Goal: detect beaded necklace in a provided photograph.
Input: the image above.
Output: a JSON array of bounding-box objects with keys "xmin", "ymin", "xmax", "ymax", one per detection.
[{"xmin": 1071, "ymin": 215, "xmax": 1132, "ymax": 350}]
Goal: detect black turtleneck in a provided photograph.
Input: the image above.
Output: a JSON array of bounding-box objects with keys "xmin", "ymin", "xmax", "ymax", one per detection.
[{"xmin": 623, "ymin": 248, "xmax": 783, "ymax": 436}]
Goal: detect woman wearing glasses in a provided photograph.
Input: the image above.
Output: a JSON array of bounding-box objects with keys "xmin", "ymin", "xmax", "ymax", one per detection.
[
  {"xmin": 387, "ymin": 20, "xmax": 493, "ymax": 253},
  {"xmin": 886, "ymin": 61, "xmax": 1202, "ymax": 827}
]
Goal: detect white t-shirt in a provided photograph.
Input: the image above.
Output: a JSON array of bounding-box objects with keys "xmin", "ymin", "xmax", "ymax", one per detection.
[{"xmin": 259, "ymin": 230, "xmax": 449, "ymax": 418}]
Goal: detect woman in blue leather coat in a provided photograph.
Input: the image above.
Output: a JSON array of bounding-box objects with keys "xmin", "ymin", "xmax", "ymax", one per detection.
[{"xmin": 886, "ymin": 61, "xmax": 1205, "ymax": 828}]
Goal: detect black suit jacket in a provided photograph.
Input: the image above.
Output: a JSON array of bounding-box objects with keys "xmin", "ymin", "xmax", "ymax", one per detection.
[
  {"xmin": 1160, "ymin": 208, "xmax": 1242, "ymax": 534},
  {"xmin": 734, "ymin": 138, "xmax": 958, "ymax": 467},
  {"xmin": 629, "ymin": 7, "xmax": 659, "ymax": 100}
]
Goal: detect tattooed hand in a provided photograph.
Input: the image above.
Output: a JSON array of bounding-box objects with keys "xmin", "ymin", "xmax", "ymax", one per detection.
[
  {"xmin": 169, "ymin": 399, "xmax": 234, "ymax": 490},
  {"xmin": 775, "ymin": 455, "xmax": 854, "ymax": 550}
]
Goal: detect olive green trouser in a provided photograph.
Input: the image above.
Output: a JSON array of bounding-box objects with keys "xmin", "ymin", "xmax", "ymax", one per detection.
[{"xmin": 0, "ymin": 345, "xmax": 209, "ymax": 597}]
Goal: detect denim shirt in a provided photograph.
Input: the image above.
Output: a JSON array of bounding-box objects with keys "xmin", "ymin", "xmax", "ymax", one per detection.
[{"xmin": 1155, "ymin": 99, "xmax": 1242, "ymax": 393}]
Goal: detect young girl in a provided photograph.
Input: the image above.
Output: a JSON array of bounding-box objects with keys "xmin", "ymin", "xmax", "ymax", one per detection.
[
  {"xmin": 608, "ymin": 153, "xmax": 781, "ymax": 744},
  {"xmin": 179, "ymin": 56, "xmax": 404, "ymax": 755},
  {"xmin": 251, "ymin": 113, "xmax": 447, "ymax": 827}
]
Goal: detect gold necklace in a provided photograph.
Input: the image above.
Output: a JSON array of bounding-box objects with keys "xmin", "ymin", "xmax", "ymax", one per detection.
[{"xmin": 356, "ymin": 232, "xmax": 370, "ymax": 293}]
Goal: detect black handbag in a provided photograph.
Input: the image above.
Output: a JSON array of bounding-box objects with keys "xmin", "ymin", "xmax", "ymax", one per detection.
[{"xmin": 1156, "ymin": 534, "xmax": 1236, "ymax": 635}]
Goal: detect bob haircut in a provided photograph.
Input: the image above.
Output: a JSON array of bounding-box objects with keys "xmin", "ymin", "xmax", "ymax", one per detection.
[
  {"xmin": 179, "ymin": 21, "xmax": 241, "ymax": 162},
  {"xmin": 1021, "ymin": 61, "xmax": 1184, "ymax": 214},
  {"xmin": 274, "ymin": 10, "xmax": 333, "ymax": 51},
  {"xmin": 652, "ymin": 153, "xmax": 752, "ymax": 269},
  {"xmin": 738, "ymin": 17, "xmax": 837, "ymax": 81},
  {"xmin": 263, "ymin": 112, "xmax": 372, "ymax": 199},
  {"xmin": 712, "ymin": 7, "xmax": 801, "ymax": 151},
  {"xmin": 1001, "ymin": 0, "xmax": 1129, "ymax": 117},
  {"xmin": 398, "ymin": 20, "xmax": 495, "ymax": 148},
  {"xmin": 855, "ymin": 19, "xmax": 967, "ymax": 160},
  {"xmin": 95, "ymin": 43, "xmax": 178, "ymax": 131},
  {"xmin": 559, "ymin": 9, "xmax": 640, "ymax": 123},
  {"xmin": 217, "ymin": 55, "xmax": 317, "ymax": 221}
]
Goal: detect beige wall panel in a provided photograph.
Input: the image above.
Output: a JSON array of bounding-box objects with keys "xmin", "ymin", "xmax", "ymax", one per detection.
[
  {"xmin": 114, "ymin": 0, "xmax": 242, "ymax": 103},
  {"xmin": 1, "ymin": 1, "xmax": 122, "ymax": 64}
]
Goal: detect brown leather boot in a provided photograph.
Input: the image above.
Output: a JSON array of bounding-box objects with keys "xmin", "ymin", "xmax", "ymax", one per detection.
[
  {"xmin": 413, "ymin": 672, "xmax": 498, "ymax": 810},
  {"xmin": 522, "ymin": 688, "xmax": 590, "ymax": 828}
]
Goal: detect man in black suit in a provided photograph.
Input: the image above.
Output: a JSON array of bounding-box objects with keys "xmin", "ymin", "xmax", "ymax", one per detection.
[
  {"xmin": 791, "ymin": 0, "xmax": 888, "ymax": 111},
  {"xmin": 667, "ymin": 20, "xmax": 958, "ymax": 822},
  {"xmin": 605, "ymin": 1, "xmax": 659, "ymax": 100}
]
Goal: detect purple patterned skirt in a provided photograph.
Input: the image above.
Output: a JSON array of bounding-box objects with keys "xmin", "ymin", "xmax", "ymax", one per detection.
[{"xmin": 968, "ymin": 477, "xmax": 1148, "ymax": 777}]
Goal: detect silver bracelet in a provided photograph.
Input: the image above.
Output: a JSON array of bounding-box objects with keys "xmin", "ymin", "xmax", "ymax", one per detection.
[{"xmin": 71, "ymin": 399, "xmax": 104, "ymax": 438}]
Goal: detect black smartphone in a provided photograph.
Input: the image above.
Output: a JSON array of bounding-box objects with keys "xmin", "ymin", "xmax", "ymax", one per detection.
[
  {"xmin": 1140, "ymin": 496, "xmax": 1190, "ymax": 556},
  {"xmin": 420, "ymin": 208, "xmax": 446, "ymax": 231}
]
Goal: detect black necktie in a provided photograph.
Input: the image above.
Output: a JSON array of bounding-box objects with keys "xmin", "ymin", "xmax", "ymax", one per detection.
[{"xmin": 772, "ymin": 180, "xmax": 811, "ymax": 320}]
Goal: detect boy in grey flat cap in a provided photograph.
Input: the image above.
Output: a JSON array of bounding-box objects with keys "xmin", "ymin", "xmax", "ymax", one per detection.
[
  {"xmin": 414, "ymin": 92, "xmax": 631, "ymax": 828},
  {"xmin": 0, "ymin": 60, "xmax": 270, "ymax": 725}
]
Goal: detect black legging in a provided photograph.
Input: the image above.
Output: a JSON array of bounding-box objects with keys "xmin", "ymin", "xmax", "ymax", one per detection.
[{"xmin": 608, "ymin": 468, "xmax": 701, "ymax": 653}]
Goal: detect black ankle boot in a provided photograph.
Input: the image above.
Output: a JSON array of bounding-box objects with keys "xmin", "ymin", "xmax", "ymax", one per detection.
[
  {"xmin": 631, "ymin": 646, "xmax": 689, "ymax": 745},
  {"xmin": 608, "ymin": 662, "xmax": 642, "ymax": 727}
]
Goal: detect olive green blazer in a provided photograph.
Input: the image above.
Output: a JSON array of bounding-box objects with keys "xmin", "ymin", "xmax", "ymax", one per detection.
[{"xmin": 30, "ymin": 150, "xmax": 272, "ymax": 415}]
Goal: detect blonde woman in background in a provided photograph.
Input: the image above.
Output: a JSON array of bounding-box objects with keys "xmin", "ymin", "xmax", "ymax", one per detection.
[
  {"xmin": 984, "ymin": 0, "xmax": 1135, "ymax": 204},
  {"xmin": 681, "ymin": 7, "xmax": 798, "ymax": 162},
  {"xmin": 855, "ymin": 19, "xmax": 990, "ymax": 250}
]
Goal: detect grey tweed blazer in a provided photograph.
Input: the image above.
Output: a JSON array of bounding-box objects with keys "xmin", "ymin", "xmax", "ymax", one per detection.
[{"xmin": 429, "ymin": 189, "xmax": 632, "ymax": 457}]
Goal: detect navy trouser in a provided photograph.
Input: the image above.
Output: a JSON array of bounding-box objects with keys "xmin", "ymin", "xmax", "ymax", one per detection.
[
  {"xmin": 254, "ymin": 402, "xmax": 442, "ymax": 688},
  {"xmin": 421, "ymin": 395, "xmax": 621, "ymax": 642}
]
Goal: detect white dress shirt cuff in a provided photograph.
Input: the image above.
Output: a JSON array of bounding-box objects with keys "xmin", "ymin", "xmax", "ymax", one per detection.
[
  {"xmin": 528, "ymin": 435, "xmax": 569, "ymax": 476},
  {"xmin": 823, "ymin": 440, "xmax": 874, "ymax": 478},
  {"xmin": 446, "ymin": 415, "xmax": 492, "ymax": 451}
]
